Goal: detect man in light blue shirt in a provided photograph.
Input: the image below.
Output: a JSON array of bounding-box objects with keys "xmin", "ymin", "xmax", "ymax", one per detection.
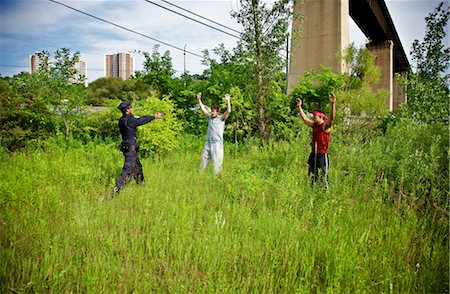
[{"xmin": 197, "ymin": 92, "xmax": 231, "ymax": 175}]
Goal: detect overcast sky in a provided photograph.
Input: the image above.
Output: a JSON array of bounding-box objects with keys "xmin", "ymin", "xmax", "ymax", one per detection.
[{"xmin": 0, "ymin": 0, "xmax": 448, "ymax": 84}]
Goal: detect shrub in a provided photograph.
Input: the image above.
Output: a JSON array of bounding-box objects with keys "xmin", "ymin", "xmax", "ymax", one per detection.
[
  {"xmin": 361, "ymin": 121, "xmax": 448, "ymax": 211},
  {"xmin": 133, "ymin": 95, "xmax": 182, "ymax": 157}
]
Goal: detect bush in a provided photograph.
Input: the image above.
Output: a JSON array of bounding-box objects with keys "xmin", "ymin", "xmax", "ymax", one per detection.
[
  {"xmin": 133, "ymin": 95, "xmax": 182, "ymax": 157},
  {"xmin": 354, "ymin": 120, "xmax": 448, "ymax": 211},
  {"xmin": 72, "ymin": 102, "xmax": 121, "ymax": 144}
]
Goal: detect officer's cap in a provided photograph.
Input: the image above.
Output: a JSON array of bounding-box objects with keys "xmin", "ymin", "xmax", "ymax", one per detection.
[{"xmin": 118, "ymin": 100, "xmax": 132, "ymax": 111}]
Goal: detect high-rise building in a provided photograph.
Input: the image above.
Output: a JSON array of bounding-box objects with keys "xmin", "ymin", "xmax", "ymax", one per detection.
[
  {"xmin": 28, "ymin": 52, "xmax": 49, "ymax": 73},
  {"xmin": 72, "ymin": 61, "xmax": 88, "ymax": 87},
  {"xmin": 28, "ymin": 53, "xmax": 88, "ymax": 86},
  {"xmin": 105, "ymin": 52, "xmax": 134, "ymax": 80}
]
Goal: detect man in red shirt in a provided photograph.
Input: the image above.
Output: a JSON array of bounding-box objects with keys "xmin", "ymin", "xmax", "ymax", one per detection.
[{"xmin": 296, "ymin": 93, "xmax": 336, "ymax": 189}]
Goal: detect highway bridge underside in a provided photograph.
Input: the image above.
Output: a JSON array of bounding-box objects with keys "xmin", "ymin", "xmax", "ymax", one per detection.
[{"xmin": 289, "ymin": 0, "xmax": 410, "ymax": 111}]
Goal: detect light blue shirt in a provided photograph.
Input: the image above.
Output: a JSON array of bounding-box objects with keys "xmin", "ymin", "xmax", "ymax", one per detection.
[{"xmin": 206, "ymin": 115, "xmax": 225, "ymax": 143}]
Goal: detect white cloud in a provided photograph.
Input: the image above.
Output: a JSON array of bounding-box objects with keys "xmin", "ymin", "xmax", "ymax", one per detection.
[{"xmin": 0, "ymin": 0, "xmax": 446, "ymax": 81}]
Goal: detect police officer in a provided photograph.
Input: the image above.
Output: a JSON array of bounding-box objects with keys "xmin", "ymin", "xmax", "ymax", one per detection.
[{"xmin": 115, "ymin": 100, "xmax": 164, "ymax": 194}]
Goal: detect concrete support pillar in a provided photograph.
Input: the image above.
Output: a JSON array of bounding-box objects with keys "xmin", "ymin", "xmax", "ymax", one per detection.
[
  {"xmin": 367, "ymin": 40, "xmax": 394, "ymax": 111},
  {"xmin": 288, "ymin": 0, "xmax": 349, "ymax": 93}
]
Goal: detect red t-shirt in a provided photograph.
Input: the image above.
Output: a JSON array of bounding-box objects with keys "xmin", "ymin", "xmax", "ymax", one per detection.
[{"xmin": 311, "ymin": 123, "xmax": 331, "ymax": 154}]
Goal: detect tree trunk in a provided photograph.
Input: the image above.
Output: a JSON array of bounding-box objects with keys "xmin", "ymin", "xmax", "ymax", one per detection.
[
  {"xmin": 252, "ymin": 0, "xmax": 269, "ymax": 141},
  {"xmin": 235, "ymin": 116, "xmax": 239, "ymax": 154},
  {"xmin": 64, "ymin": 119, "xmax": 69, "ymax": 146},
  {"xmin": 257, "ymin": 68, "xmax": 268, "ymax": 140}
]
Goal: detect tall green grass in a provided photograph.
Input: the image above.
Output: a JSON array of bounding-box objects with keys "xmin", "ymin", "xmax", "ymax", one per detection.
[{"xmin": 1, "ymin": 127, "xmax": 448, "ymax": 292}]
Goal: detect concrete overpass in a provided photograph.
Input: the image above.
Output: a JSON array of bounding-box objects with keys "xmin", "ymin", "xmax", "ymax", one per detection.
[{"xmin": 288, "ymin": 0, "xmax": 410, "ymax": 110}]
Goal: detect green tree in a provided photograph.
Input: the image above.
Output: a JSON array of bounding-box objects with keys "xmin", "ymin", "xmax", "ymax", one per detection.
[
  {"xmin": 337, "ymin": 43, "xmax": 388, "ymax": 118},
  {"xmin": 48, "ymin": 78, "xmax": 86, "ymax": 145},
  {"xmin": 406, "ymin": 2, "xmax": 449, "ymax": 124},
  {"xmin": 51, "ymin": 48, "xmax": 85, "ymax": 84},
  {"xmin": 135, "ymin": 46, "xmax": 175, "ymax": 96},
  {"xmin": 45, "ymin": 48, "xmax": 86, "ymax": 145},
  {"xmin": 86, "ymin": 77, "xmax": 124, "ymax": 106},
  {"xmin": 231, "ymin": 0, "xmax": 293, "ymax": 140},
  {"xmin": 266, "ymin": 73, "xmax": 302, "ymax": 140},
  {"xmin": 86, "ymin": 77, "xmax": 154, "ymax": 106},
  {"xmin": 201, "ymin": 44, "xmax": 258, "ymax": 140},
  {"xmin": 0, "ymin": 48, "xmax": 87, "ymax": 150},
  {"xmin": 290, "ymin": 44, "xmax": 388, "ymax": 128},
  {"xmin": 290, "ymin": 66, "xmax": 343, "ymax": 111},
  {"xmin": 0, "ymin": 72, "xmax": 58, "ymax": 151},
  {"xmin": 122, "ymin": 79, "xmax": 154, "ymax": 101},
  {"xmin": 339, "ymin": 42, "xmax": 381, "ymax": 90}
]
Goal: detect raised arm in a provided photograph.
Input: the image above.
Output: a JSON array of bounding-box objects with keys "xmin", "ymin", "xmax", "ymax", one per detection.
[
  {"xmin": 221, "ymin": 94, "xmax": 231, "ymax": 121},
  {"xmin": 197, "ymin": 92, "xmax": 210, "ymax": 117},
  {"xmin": 296, "ymin": 98, "xmax": 314, "ymax": 127},
  {"xmin": 324, "ymin": 93, "xmax": 336, "ymax": 131}
]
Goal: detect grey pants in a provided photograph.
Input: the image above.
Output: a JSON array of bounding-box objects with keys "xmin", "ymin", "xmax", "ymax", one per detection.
[{"xmin": 199, "ymin": 142, "xmax": 224, "ymax": 175}]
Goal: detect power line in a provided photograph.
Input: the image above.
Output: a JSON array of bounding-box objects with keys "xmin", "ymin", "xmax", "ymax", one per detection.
[
  {"xmin": 48, "ymin": 0, "xmax": 204, "ymax": 58},
  {"xmin": 144, "ymin": 1, "xmax": 287, "ymax": 61},
  {"xmin": 159, "ymin": 0, "xmax": 241, "ymax": 35},
  {"xmin": 143, "ymin": 0, "xmax": 241, "ymax": 39}
]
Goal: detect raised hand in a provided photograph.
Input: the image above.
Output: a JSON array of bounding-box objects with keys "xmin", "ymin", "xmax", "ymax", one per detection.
[
  {"xmin": 329, "ymin": 93, "xmax": 336, "ymax": 104},
  {"xmin": 296, "ymin": 98, "xmax": 302, "ymax": 107},
  {"xmin": 224, "ymin": 94, "xmax": 230, "ymax": 102}
]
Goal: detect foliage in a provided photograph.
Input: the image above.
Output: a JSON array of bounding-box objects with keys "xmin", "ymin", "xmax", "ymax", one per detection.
[
  {"xmin": 0, "ymin": 48, "xmax": 88, "ymax": 151},
  {"xmin": 266, "ymin": 74, "xmax": 303, "ymax": 140},
  {"xmin": 231, "ymin": 0, "xmax": 293, "ymax": 140},
  {"xmin": 339, "ymin": 42, "xmax": 381, "ymax": 89},
  {"xmin": 403, "ymin": 73, "xmax": 449, "ymax": 124},
  {"xmin": 86, "ymin": 77, "xmax": 124, "ymax": 106},
  {"xmin": 133, "ymin": 95, "xmax": 182, "ymax": 157},
  {"xmin": 290, "ymin": 66, "xmax": 343, "ymax": 111},
  {"xmin": 405, "ymin": 2, "xmax": 450, "ymax": 124},
  {"xmin": 48, "ymin": 78, "xmax": 86, "ymax": 145},
  {"xmin": 0, "ymin": 73, "xmax": 59, "ymax": 152},
  {"xmin": 134, "ymin": 45, "xmax": 175, "ymax": 96},
  {"xmin": 72, "ymin": 100, "xmax": 121, "ymax": 144},
  {"xmin": 51, "ymin": 48, "xmax": 85, "ymax": 84},
  {"xmin": 337, "ymin": 88, "xmax": 388, "ymax": 121},
  {"xmin": 223, "ymin": 86, "xmax": 256, "ymax": 143},
  {"xmin": 410, "ymin": 2, "xmax": 450, "ymax": 78},
  {"xmin": 201, "ymin": 44, "xmax": 258, "ymax": 140},
  {"xmin": 290, "ymin": 44, "xmax": 389, "ymax": 121},
  {"xmin": 337, "ymin": 44, "xmax": 388, "ymax": 118},
  {"xmin": 345, "ymin": 120, "xmax": 448, "ymax": 213},
  {"xmin": 39, "ymin": 48, "xmax": 87, "ymax": 144},
  {"xmin": 86, "ymin": 78, "xmax": 154, "ymax": 106}
]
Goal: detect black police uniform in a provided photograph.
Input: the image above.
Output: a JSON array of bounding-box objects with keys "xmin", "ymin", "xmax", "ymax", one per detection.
[{"xmin": 115, "ymin": 100, "xmax": 155, "ymax": 193}]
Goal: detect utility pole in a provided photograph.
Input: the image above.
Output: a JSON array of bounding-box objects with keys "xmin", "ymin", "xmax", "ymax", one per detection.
[
  {"xmin": 183, "ymin": 44, "xmax": 186, "ymax": 75},
  {"xmin": 285, "ymin": 35, "xmax": 289, "ymax": 94}
]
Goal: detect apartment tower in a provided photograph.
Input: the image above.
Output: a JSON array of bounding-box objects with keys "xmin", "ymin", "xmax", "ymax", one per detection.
[
  {"xmin": 105, "ymin": 52, "xmax": 134, "ymax": 80},
  {"xmin": 74, "ymin": 61, "xmax": 88, "ymax": 87},
  {"xmin": 28, "ymin": 53, "xmax": 49, "ymax": 73}
]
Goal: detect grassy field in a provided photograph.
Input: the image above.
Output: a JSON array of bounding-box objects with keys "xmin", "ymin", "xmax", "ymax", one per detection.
[{"xmin": 0, "ymin": 128, "xmax": 448, "ymax": 292}]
